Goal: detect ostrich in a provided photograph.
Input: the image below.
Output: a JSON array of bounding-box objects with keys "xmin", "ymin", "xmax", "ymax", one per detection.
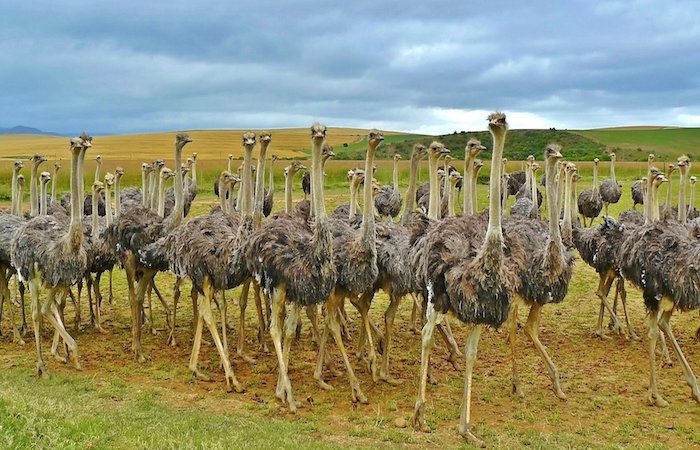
[
  {"xmin": 11, "ymin": 134, "xmax": 91, "ymax": 376},
  {"xmin": 374, "ymin": 154, "xmax": 402, "ymax": 221},
  {"xmin": 295, "ymin": 144, "xmax": 335, "ymax": 219},
  {"xmin": 50, "ymin": 162, "xmax": 61, "ymax": 206},
  {"xmin": 676, "ymin": 156, "xmax": 690, "ymax": 223},
  {"xmin": 313, "ymin": 129, "xmax": 383, "ymax": 399},
  {"xmin": 507, "ymin": 144, "xmax": 575, "ymax": 400},
  {"xmin": 118, "ymin": 163, "xmax": 150, "ymax": 210},
  {"xmin": 469, "ymin": 159, "xmax": 484, "ymax": 215},
  {"xmin": 84, "ymin": 155, "xmax": 106, "ymax": 217},
  {"xmin": 446, "ymin": 171, "xmax": 463, "ymax": 217},
  {"xmin": 245, "ymin": 123, "xmax": 336, "ymax": 412},
  {"xmin": 331, "ymin": 168, "xmax": 364, "ymax": 220},
  {"xmin": 599, "ymin": 153, "xmax": 622, "ymax": 216},
  {"xmin": 401, "ymin": 144, "xmax": 428, "ymax": 224},
  {"xmin": 263, "ymin": 154, "xmax": 279, "ymax": 218},
  {"xmin": 109, "ymin": 133, "xmax": 191, "ymax": 362},
  {"xmin": 604, "ymin": 169, "xmax": 700, "ymax": 407},
  {"xmin": 283, "ymin": 162, "xmax": 306, "ymax": 213},
  {"xmin": 412, "ymin": 113, "xmax": 522, "ymax": 446},
  {"xmin": 463, "ymin": 139, "xmax": 485, "ymax": 215},
  {"xmin": 631, "ymin": 180, "xmax": 644, "ymax": 210},
  {"xmin": 511, "ymin": 158, "xmax": 535, "ymax": 217},
  {"xmin": 578, "ymin": 158, "xmax": 603, "ymax": 227},
  {"xmin": 0, "ymin": 162, "xmax": 28, "ymax": 343},
  {"xmin": 214, "ymin": 153, "xmax": 234, "ymax": 198}
]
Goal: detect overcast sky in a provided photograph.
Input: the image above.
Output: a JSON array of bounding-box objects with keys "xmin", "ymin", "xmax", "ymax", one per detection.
[{"xmin": 2, "ymin": 0, "xmax": 699, "ymax": 135}]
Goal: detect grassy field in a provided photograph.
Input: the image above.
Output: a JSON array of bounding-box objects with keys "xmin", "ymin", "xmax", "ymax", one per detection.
[
  {"xmin": 574, "ymin": 127, "xmax": 700, "ymax": 161},
  {"xmin": 1, "ymin": 157, "xmax": 700, "ymax": 449}
]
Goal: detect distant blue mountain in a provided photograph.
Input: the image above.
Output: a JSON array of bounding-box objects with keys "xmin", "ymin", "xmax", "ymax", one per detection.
[{"xmin": 0, "ymin": 125, "xmax": 63, "ymax": 136}]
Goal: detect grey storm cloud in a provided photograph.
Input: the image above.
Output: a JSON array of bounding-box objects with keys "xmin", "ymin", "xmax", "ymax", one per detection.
[{"xmin": 2, "ymin": 0, "xmax": 700, "ymax": 135}]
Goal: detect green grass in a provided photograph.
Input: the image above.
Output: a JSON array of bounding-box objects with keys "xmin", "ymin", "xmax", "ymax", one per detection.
[{"xmin": 575, "ymin": 127, "xmax": 700, "ymax": 161}]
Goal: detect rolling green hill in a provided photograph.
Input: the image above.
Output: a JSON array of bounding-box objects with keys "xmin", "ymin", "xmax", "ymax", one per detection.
[{"xmin": 574, "ymin": 127, "xmax": 700, "ymax": 161}]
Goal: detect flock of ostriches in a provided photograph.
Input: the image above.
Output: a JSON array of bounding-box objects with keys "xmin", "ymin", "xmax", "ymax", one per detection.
[{"xmin": 1, "ymin": 114, "xmax": 699, "ymax": 446}]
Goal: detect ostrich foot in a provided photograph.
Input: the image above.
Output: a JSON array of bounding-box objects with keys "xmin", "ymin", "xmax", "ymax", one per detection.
[
  {"xmin": 648, "ymin": 391, "xmax": 669, "ymax": 407},
  {"xmin": 315, "ymin": 377, "xmax": 334, "ymax": 391},
  {"xmin": 349, "ymin": 379, "xmax": 368, "ymax": 404},
  {"xmin": 190, "ymin": 369, "xmax": 213, "ymax": 382},
  {"xmin": 627, "ymin": 329, "xmax": 640, "ymax": 341},
  {"xmin": 134, "ymin": 350, "xmax": 150, "ymax": 363},
  {"xmin": 553, "ymin": 386, "xmax": 567, "ymax": 401},
  {"xmin": 167, "ymin": 331, "xmax": 177, "ymax": 347},
  {"xmin": 53, "ymin": 353, "xmax": 68, "ymax": 364},
  {"xmin": 411, "ymin": 400, "xmax": 431, "ymax": 432},
  {"xmin": 70, "ymin": 352, "xmax": 82, "ymax": 370},
  {"xmin": 95, "ymin": 325, "xmax": 108, "ymax": 334},
  {"xmin": 36, "ymin": 363, "xmax": 48, "ymax": 379},
  {"xmin": 458, "ymin": 427, "xmax": 485, "ymax": 448},
  {"xmin": 512, "ymin": 382, "xmax": 525, "ymax": 399},
  {"xmin": 20, "ymin": 323, "xmax": 29, "ymax": 337},
  {"xmin": 592, "ymin": 329, "xmax": 611, "ymax": 340},
  {"xmin": 237, "ymin": 350, "xmax": 257, "ymax": 365},
  {"xmin": 379, "ymin": 372, "xmax": 402, "ymax": 386},
  {"xmin": 276, "ymin": 381, "xmax": 300, "ymax": 413},
  {"xmin": 447, "ymin": 350, "xmax": 461, "ymax": 371},
  {"xmin": 225, "ymin": 374, "xmax": 245, "ymax": 394},
  {"xmin": 12, "ymin": 333, "xmax": 25, "ymax": 346}
]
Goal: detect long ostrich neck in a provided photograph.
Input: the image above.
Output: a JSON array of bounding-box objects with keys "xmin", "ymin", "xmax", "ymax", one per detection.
[
  {"xmin": 570, "ymin": 177, "xmax": 578, "ymax": 221},
  {"xmin": 665, "ymin": 170, "xmax": 673, "ymax": 209},
  {"xmin": 447, "ymin": 179, "xmax": 455, "ymax": 217},
  {"xmin": 17, "ymin": 183, "xmax": 24, "ymax": 216},
  {"xmin": 149, "ymin": 170, "xmax": 158, "ymax": 211},
  {"xmin": 105, "ymin": 184, "xmax": 113, "ymax": 227},
  {"xmin": 141, "ymin": 169, "xmax": 148, "ymax": 207},
  {"xmin": 349, "ymin": 178, "xmax": 359, "ymax": 218},
  {"xmin": 78, "ymin": 149, "xmax": 87, "ymax": 218},
  {"xmin": 652, "ymin": 181, "xmax": 662, "ymax": 223},
  {"xmin": 678, "ymin": 169, "xmax": 687, "ymax": 223},
  {"xmin": 240, "ymin": 147, "xmax": 254, "ymax": 217},
  {"xmin": 471, "ymin": 166, "xmax": 480, "ymax": 214},
  {"xmin": 610, "ymin": 157, "xmax": 616, "ymax": 183},
  {"xmin": 92, "ymin": 188, "xmax": 100, "ymax": 237},
  {"xmin": 392, "ymin": 158, "xmax": 400, "ymax": 192},
  {"xmin": 219, "ymin": 176, "xmax": 228, "ymax": 213},
  {"xmin": 360, "ymin": 143, "xmax": 378, "ymax": 243},
  {"xmin": 253, "ymin": 141, "xmax": 270, "ymax": 227},
  {"xmin": 427, "ymin": 155, "xmax": 441, "ymax": 220},
  {"xmin": 11, "ymin": 168, "xmax": 19, "ymax": 216},
  {"xmin": 545, "ymin": 158, "xmax": 562, "ymax": 245},
  {"xmin": 172, "ymin": 145, "xmax": 184, "ymax": 225},
  {"xmin": 485, "ymin": 129, "xmax": 506, "ymax": 245},
  {"xmin": 464, "ymin": 153, "xmax": 475, "ymax": 214},
  {"xmin": 311, "ymin": 140, "xmax": 326, "ymax": 220},
  {"xmin": 531, "ymin": 166, "xmax": 538, "ymax": 216},
  {"xmin": 524, "ymin": 163, "xmax": 531, "ymax": 195},
  {"xmin": 51, "ymin": 167, "xmax": 59, "ymax": 205},
  {"xmin": 284, "ymin": 171, "xmax": 293, "ymax": 213},
  {"xmin": 30, "ymin": 161, "xmax": 39, "ymax": 217},
  {"xmin": 158, "ymin": 177, "xmax": 168, "ymax": 218},
  {"xmin": 114, "ymin": 175, "xmax": 122, "ymax": 217},
  {"xmin": 689, "ymin": 182, "xmax": 696, "ymax": 217},
  {"xmin": 235, "ymin": 170, "xmax": 244, "ymax": 212},
  {"xmin": 268, "ymin": 158, "xmax": 276, "ymax": 196},
  {"xmin": 227, "ymin": 158, "xmax": 232, "ymax": 173},
  {"xmin": 562, "ymin": 170, "xmax": 573, "ymax": 235},
  {"xmin": 556, "ymin": 163, "xmax": 566, "ymax": 214},
  {"xmin": 94, "ymin": 161, "xmax": 101, "ymax": 183},
  {"xmin": 645, "ymin": 158, "xmax": 654, "ymax": 221},
  {"xmin": 40, "ymin": 180, "xmax": 48, "ymax": 216},
  {"xmin": 68, "ymin": 149, "xmax": 82, "ymax": 246},
  {"xmin": 402, "ymin": 154, "xmax": 421, "ymax": 223},
  {"xmin": 191, "ymin": 160, "xmax": 197, "ymax": 186},
  {"xmin": 592, "ymin": 162, "xmax": 599, "ymax": 194}
]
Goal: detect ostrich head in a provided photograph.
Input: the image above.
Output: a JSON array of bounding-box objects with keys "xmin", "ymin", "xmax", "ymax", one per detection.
[
  {"xmin": 94, "ymin": 155, "xmax": 102, "ymax": 164},
  {"xmin": 473, "ymin": 159, "xmax": 484, "ymax": 173},
  {"xmin": 466, "ymin": 138, "xmax": 486, "ymax": 158},
  {"xmin": 228, "ymin": 153, "xmax": 233, "ymax": 162},
  {"xmin": 104, "ymin": 172, "xmax": 115, "ymax": 188},
  {"xmin": 160, "ymin": 167, "xmax": 174, "ymax": 181},
  {"xmin": 488, "ymin": 112, "xmax": 508, "ymax": 136},
  {"xmin": 412, "ymin": 143, "xmax": 428, "ymax": 160},
  {"xmin": 593, "ymin": 158, "xmax": 599, "ymax": 167},
  {"xmin": 565, "ymin": 162, "xmax": 577, "ymax": 176},
  {"xmin": 526, "ymin": 155, "xmax": 535, "ymax": 168},
  {"xmin": 545, "ymin": 144, "xmax": 563, "ymax": 162},
  {"xmin": 371, "ymin": 178, "xmax": 381, "ymax": 196},
  {"xmin": 352, "ymin": 168, "xmax": 366, "ymax": 188},
  {"xmin": 69, "ymin": 138, "xmax": 84, "ymax": 154},
  {"xmin": 187, "ymin": 158, "xmax": 195, "ymax": 169},
  {"xmin": 79, "ymin": 132, "xmax": 93, "ymax": 144},
  {"xmin": 691, "ymin": 176, "xmax": 697, "ymax": 186},
  {"xmin": 40, "ymin": 171, "xmax": 51, "ymax": 185},
  {"xmin": 141, "ymin": 163, "xmax": 151, "ymax": 175},
  {"xmin": 346, "ymin": 168, "xmax": 355, "ymax": 182},
  {"xmin": 667, "ymin": 163, "xmax": 677, "ymax": 175},
  {"xmin": 271, "ymin": 154, "xmax": 279, "ymax": 162},
  {"xmin": 154, "ymin": 159, "xmax": 165, "ymax": 171},
  {"xmin": 287, "ymin": 161, "xmax": 306, "ymax": 176},
  {"xmin": 242, "ymin": 131, "xmax": 256, "ymax": 148},
  {"xmin": 229, "ymin": 173, "xmax": 241, "ymax": 187},
  {"xmin": 445, "ymin": 155, "xmax": 454, "ymax": 165},
  {"xmin": 449, "ymin": 170, "xmax": 463, "ymax": 187},
  {"xmin": 54, "ymin": 162, "xmax": 61, "ymax": 172},
  {"xmin": 259, "ymin": 131, "xmax": 272, "ymax": 143},
  {"xmin": 652, "ymin": 173, "xmax": 667, "ymax": 189},
  {"xmin": 531, "ymin": 162, "xmax": 541, "ymax": 175},
  {"xmin": 92, "ymin": 180, "xmax": 104, "ymax": 194},
  {"xmin": 368, "ymin": 130, "xmax": 384, "ymax": 151},
  {"xmin": 13, "ymin": 160, "xmax": 23, "ymax": 172},
  {"xmin": 311, "ymin": 123, "xmax": 327, "ymax": 143},
  {"xmin": 17, "ymin": 174, "xmax": 24, "ymax": 188},
  {"xmin": 175, "ymin": 133, "xmax": 192, "ymax": 149},
  {"xmin": 30, "ymin": 154, "xmax": 47, "ymax": 167},
  {"xmin": 322, "ymin": 143, "xmax": 335, "ymax": 162},
  {"xmin": 428, "ymin": 142, "xmax": 450, "ymax": 163},
  {"xmin": 648, "ymin": 154, "xmax": 655, "ymax": 164},
  {"xmin": 677, "ymin": 155, "xmax": 690, "ymax": 175},
  {"xmin": 180, "ymin": 165, "xmax": 191, "ymax": 176},
  {"xmin": 394, "ymin": 154, "xmax": 402, "ymax": 161},
  {"xmin": 610, "ymin": 152, "xmax": 616, "ymax": 162},
  {"xmin": 191, "ymin": 152, "xmax": 198, "ymax": 161},
  {"xmin": 437, "ymin": 167, "xmax": 446, "ymax": 181}
]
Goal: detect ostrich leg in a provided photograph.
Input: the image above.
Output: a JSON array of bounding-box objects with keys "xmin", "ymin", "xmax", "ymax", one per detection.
[
  {"xmin": 237, "ymin": 279, "xmax": 256, "ymax": 364},
  {"xmin": 151, "ymin": 281, "xmax": 172, "ymax": 331},
  {"xmin": 168, "ymin": 276, "xmax": 183, "ymax": 346},
  {"xmin": 93, "ymin": 272, "xmax": 107, "ymax": 333},
  {"xmin": 253, "ymin": 281, "xmax": 268, "ymax": 352},
  {"xmin": 379, "ymin": 289, "xmax": 402, "ymax": 385},
  {"xmin": 593, "ymin": 272, "xmax": 623, "ymax": 339},
  {"xmin": 18, "ymin": 278, "xmax": 28, "ymax": 336},
  {"xmin": 45, "ymin": 288, "xmax": 80, "ymax": 370},
  {"xmin": 0, "ymin": 270, "xmax": 24, "ymax": 344},
  {"xmin": 507, "ymin": 301, "xmax": 524, "ymax": 398},
  {"xmin": 220, "ymin": 289, "xmax": 229, "ymax": 358},
  {"xmin": 646, "ymin": 311, "xmax": 668, "ymax": 407},
  {"xmin": 269, "ymin": 286, "xmax": 298, "ymax": 412},
  {"xmin": 74, "ymin": 279, "xmax": 83, "ymax": 332},
  {"xmin": 657, "ymin": 309, "xmax": 700, "ymax": 403},
  {"xmin": 523, "ymin": 303, "xmax": 566, "ymax": 400},
  {"xmin": 29, "ymin": 279, "xmax": 47, "ymax": 377},
  {"xmin": 412, "ymin": 303, "xmax": 441, "ymax": 432},
  {"xmin": 350, "ymin": 292, "xmax": 379, "ymax": 382},
  {"xmin": 458, "ymin": 324, "xmax": 484, "ymax": 447},
  {"xmin": 616, "ymin": 278, "xmax": 639, "ymax": 340},
  {"xmin": 108, "ymin": 268, "xmax": 114, "ymax": 304}
]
